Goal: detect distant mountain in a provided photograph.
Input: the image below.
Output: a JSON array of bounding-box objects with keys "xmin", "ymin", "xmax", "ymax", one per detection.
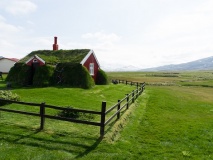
[
  {"xmin": 141, "ymin": 56, "xmax": 213, "ymax": 71},
  {"xmin": 0, "ymin": 56, "xmax": 4, "ymax": 59}
]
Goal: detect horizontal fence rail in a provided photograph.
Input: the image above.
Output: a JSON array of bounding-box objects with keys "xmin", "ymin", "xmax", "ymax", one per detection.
[
  {"xmin": 100, "ymin": 80, "xmax": 145, "ymax": 136},
  {"xmin": 0, "ymin": 80, "xmax": 145, "ymax": 137},
  {"xmin": 0, "ymin": 99, "xmax": 102, "ymax": 129},
  {"xmin": 102, "ymin": 81, "xmax": 145, "ymax": 133}
]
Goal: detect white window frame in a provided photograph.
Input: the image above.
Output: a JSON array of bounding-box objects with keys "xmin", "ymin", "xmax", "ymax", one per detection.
[{"xmin": 89, "ymin": 63, "xmax": 94, "ymax": 75}]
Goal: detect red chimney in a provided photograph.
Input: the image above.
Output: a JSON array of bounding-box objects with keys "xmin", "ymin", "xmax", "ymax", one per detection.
[{"xmin": 53, "ymin": 36, "xmax": 59, "ymax": 50}]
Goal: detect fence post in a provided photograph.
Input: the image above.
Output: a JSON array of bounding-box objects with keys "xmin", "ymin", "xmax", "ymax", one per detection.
[
  {"xmin": 132, "ymin": 90, "xmax": 135, "ymax": 103},
  {"xmin": 100, "ymin": 101, "xmax": 106, "ymax": 137},
  {"xmin": 126, "ymin": 80, "xmax": 127, "ymax": 85},
  {"xmin": 117, "ymin": 100, "xmax": 121, "ymax": 119},
  {"xmin": 40, "ymin": 102, "xmax": 45, "ymax": 130},
  {"xmin": 137, "ymin": 88, "xmax": 139, "ymax": 97},
  {"xmin": 126, "ymin": 94, "xmax": 129, "ymax": 109},
  {"xmin": 139, "ymin": 85, "xmax": 142, "ymax": 95}
]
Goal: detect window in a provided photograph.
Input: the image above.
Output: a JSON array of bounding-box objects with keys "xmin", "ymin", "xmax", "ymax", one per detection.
[{"xmin": 89, "ymin": 63, "xmax": 94, "ymax": 75}]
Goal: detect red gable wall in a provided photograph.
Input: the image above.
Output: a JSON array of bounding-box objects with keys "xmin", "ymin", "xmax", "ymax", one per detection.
[
  {"xmin": 26, "ymin": 57, "xmax": 45, "ymax": 66},
  {"xmin": 83, "ymin": 53, "xmax": 100, "ymax": 82}
]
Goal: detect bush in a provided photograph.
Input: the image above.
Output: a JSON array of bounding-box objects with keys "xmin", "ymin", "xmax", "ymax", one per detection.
[
  {"xmin": 57, "ymin": 107, "xmax": 94, "ymax": 121},
  {"xmin": 96, "ymin": 69, "xmax": 108, "ymax": 85},
  {"xmin": 0, "ymin": 91, "xmax": 20, "ymax": 106},
  {"xmin": 52, "ymin": 63, "xmax": 94, "ymax": 89},
  {"xmin": 6, "ymin": 63, "xmax": 31, "ymax": 86},
  {"xmin": 7, "ymin": 62, "xmax": 95, "ymax": 89},
  {"xmin": 80, "ymin": 66, "xmax": 95, "ymax": 89},
  {"xmin": 33, "ymin": 65, "xmax": 54, "ymax": 87}
]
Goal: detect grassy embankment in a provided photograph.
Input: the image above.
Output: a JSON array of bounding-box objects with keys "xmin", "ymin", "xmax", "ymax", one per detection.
[{"xmin": 1, "ymin": 71, "xmax": 213, "ymax": 159}]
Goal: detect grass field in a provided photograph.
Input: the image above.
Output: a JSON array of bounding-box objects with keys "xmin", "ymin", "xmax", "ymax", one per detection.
[{"xmin": 0, "ymin": 71, "xmax": 213, "ymax": 159}]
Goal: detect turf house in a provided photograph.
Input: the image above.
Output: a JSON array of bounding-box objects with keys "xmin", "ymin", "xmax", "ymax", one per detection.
[{"xmin": 6, "ymin": 37, "xmax": 108, "ymax": 88}]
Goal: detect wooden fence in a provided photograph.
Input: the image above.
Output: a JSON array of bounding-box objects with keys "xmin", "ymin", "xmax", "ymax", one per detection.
[
  {"xmin": 114, "ymin": 79, "xmax": 145, "ymax": 87},
  {"xmin": 0, "ymin": 81, "xmax": 145, "ymax": 137}
]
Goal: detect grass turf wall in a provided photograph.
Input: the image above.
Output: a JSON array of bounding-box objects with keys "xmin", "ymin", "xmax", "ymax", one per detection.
[{"xmin": 6, "ymin": 63, "xmax": 94, "ymax": 89}]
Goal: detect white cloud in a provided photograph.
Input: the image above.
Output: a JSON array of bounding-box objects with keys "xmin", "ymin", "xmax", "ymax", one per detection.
[
  {"xmin": 195, "ymin": 0, "xmax": 213, "ymax": 13},
  {"xmin": 5, "ymin": 0, "xmax": 37, "ymax": 15},
  {"xmin": 0, "ymin": 15, "xmax": 6, "ymax": 21},
  {"xmin": 34, "ymin": 38, "xmax": 52, "ymax": 46},
  {"xmin": 0, "ymin": 39, "xmax": 14, "ymax": 48},
  {"xmin": 0, "ymin": 1, "xmax": 213, "ymax": 69},
  {"xmin": 27, "ymin": 20, "xmax": 34, "ymax": 25},
  {"xmin": 82, "ymin": 32, "xmax": 121, "ymax": 42},
  {"xmin": 0, "ymin": 15, "xmax": 21, "ymax": 33},
  {"xmin": 149, "ymin": 13, "xmax": 211, "ymax": 41}
]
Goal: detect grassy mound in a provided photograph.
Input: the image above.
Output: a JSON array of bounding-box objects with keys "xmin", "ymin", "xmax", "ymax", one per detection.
[
  {"xmin": 6, "ymin": 49, "xmax": 96, "ymax": 88},
  {"xmin": 52, "ymin": 63, "xmax": 94, "ymax": 89},
  {"xmin": 96, "ymin": 69, "xmax": 108, "ymax": 85},
  {"xmin": 6, "ymin": 63, "xmax": 31, "ymax": 86}
]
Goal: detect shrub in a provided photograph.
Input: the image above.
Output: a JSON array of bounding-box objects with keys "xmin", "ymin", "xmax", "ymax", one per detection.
[
  {"xmin": 57, "ymin": 107, "xmax": 94, "ymax": 121},
  {"xmin": 6, "ymin": 63, "xmax": 31, "ymax": 86},
  {"xmin": 52, "ymin": 63, "xmax": 94, "ymax": 89},
  {"xmin": 0, "ymin": 91, "xmax": 20, "ymax": 106},
  {"xmin": 96, "ymin": 69, "xmax": 108, "ymax": 85},
  {"xmin": 33, "ymin": 65, "xmax": 54, "ymax": 87},
  {"xmin": 80, "ymin": 66, "xmax": 95, "ymax": 89},
  {"xmin": 7, "ymin": 62, "xmax": 95, "ymax": 89}
]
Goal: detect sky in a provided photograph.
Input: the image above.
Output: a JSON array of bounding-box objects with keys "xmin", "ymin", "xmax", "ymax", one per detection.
[{"xmin": 0, "ymin": 0, "xmax": 213, "ymax": 70}]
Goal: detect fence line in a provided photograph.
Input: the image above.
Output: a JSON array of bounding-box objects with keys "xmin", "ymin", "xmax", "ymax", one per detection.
[
  {"xmin": 0, "ymin": 80, "xmax": 145, "ymax": 137},
  {"xmin": 102, "ymin": 81, "xmax": 145, "ymax": 136}
]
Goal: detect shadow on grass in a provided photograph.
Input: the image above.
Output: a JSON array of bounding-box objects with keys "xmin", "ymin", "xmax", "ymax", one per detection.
[
  {"xmin": 0, "ymin": 122, "xmax": 102, "ymax": 157},
  {"xmin": 75, "ymin": 118, "xmax": 119, "ymax": 158}
]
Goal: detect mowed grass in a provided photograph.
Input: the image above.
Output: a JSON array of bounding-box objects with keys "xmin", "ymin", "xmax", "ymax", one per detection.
[
  {"xmin": 81, "ymin": 86, "xmax": 213, "ymax": 159},
  {"xmin": 0, "ymin": 78, "xmax": 138, "ymax": 159},
  {"xmin": 1, "ymin": 71, "xmax": 213, "ymax": 159}
]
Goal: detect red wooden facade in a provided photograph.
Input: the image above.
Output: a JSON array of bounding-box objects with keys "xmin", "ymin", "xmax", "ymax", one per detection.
[
  {"xmin": 26, "ymin": 55, "xmax": 45, "ymax": 66},
  {"xmin": 80, "ymin": 50, "xmax": 100, "ymax": 82}
]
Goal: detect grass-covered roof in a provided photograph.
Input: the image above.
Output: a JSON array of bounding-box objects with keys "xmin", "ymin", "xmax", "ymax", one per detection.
[{"xmin": 18, "ymin": 49, "xmax": 90, "ymax": 64}]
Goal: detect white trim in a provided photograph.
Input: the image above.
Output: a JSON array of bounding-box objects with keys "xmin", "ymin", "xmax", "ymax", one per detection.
[
  {"xmin": 25, "ymin": 55, "xmax": 45, "ymax": 64},
  {"xmin": 80, "ymin": 50, "xmax": 100, "ymax": 67}
]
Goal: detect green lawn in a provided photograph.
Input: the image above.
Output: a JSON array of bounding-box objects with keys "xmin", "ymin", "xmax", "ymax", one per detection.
[
  {"xmin": 81, "ymin": 86, "xmax": 213, "ymax": 159},
  {"xmin": 0, "ymin": 78, "xmax": 139, "ymax": 159},
  {"xmin": 1, "ymin": 71, "xmax": 213, "ymax": 159}
]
